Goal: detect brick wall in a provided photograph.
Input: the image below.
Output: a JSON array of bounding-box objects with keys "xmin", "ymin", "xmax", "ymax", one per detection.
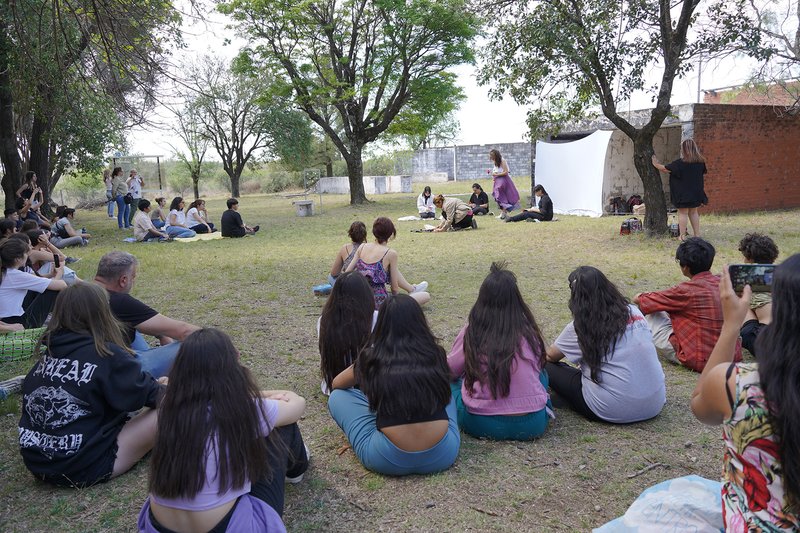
[
  {"xmin": 693, "ymin": 104, "xmax": 800, "ymax": 212},
  {"xmin": 413, "ymin": 142, "xmax": 532, "ymax": 181}
]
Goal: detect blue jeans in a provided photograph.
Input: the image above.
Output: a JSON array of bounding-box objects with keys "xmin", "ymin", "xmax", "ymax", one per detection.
[
  {"xmin": 116, "ymin": 195, "xmax": 131, "ymax": 228},
  {"xmin": 328, "ymin": 388, "xmax": 460, "ymax": 476},
  {"xmin": 450, "ymin": 371, "xmax": 551, "ymax": 440},
  {"xmin": 130, "ymin": 332, "xmax": 181, "ymax": 378},
  {"xmin": 106, "ymin": 191, "xmax": 114, "ymax": 217},
  {"xmin": 152, "ymin": 220, "xmax": 165, "ymax": 229},
  {"xmin": 165, "ymin": 226, "xmax": 196, "ymax": 238}
]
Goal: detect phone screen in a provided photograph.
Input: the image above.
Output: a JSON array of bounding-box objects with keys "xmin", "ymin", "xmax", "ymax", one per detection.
[
  {"xmin": 53, "ymin": 254, "xmax": 60, "ymax": 268},
  {"xmin": 729, "ymin": 264, "xmax": 775, "ymax": 294}
]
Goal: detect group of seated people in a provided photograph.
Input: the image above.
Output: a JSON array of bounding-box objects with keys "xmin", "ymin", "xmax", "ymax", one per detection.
[
  {"xmin": 131, "ymin": 197, "xmax": 260, "ymax": 241},
  {"xmin": 1, "ymin": 197, "xmax": 794, "ymax": 532},
  {"xmin": 416, "ymin": 183, "xmax": 554, "ymax": 230}
]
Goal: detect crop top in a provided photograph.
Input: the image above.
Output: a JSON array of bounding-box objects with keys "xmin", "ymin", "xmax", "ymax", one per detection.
[{"xmin": 376, "ymin": 407, "xmax": 448, "ymax": 430}]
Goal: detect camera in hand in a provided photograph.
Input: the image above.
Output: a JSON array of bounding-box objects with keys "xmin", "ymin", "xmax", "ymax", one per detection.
[{"xmin": 729, "ymin": 264, "xmax": 775, "ymax": 294}]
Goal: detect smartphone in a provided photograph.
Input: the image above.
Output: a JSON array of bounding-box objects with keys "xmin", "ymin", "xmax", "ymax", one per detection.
[
  {"xmin": 53, "ymin": 254, "xmax": 60, "ymax": 268},
  {"xmin": 729, "ymin": 264, "xmax": 775, "ymax": 294}
]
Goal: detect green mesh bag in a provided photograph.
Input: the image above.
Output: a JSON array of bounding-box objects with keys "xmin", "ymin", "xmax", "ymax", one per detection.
[{"xmin": 0, "ymin": 327, "xmax": 45, "ymax": 363}]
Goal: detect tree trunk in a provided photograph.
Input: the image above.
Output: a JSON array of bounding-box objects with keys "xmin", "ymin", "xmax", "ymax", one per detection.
[
  {"xmin": 192, "ymin": 171, "xmax": 200, "ymax": 199},
  {"xmin": 633, "ymin": 137, "xmax": 668, "ymax": 236},
  {"xmin": 325, "ymin": 159, "xmax": 333, "ymax": 178},
  {"xmin": 28, "ymin": 112, "xmax": 54, "ymax": 212},
  {"xmin": 345, "ymin": 143, "xmax": 367, "ymax": 204},
  {"xmin": 0, "ymin": 25, "xmax": 22, "ymax": 209},
  {"xmin": 228, "ymin": 170, "xmax": 240, "ymax": 197}
]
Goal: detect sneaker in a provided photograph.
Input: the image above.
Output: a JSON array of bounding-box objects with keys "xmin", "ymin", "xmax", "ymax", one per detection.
[
  {"xmin": 64, "ymin": 257, "xmax": 80, "ymax": 265},
  {"xmin": 487, "ymin": 212, "xmax": 494, "ymax": 216},
  {"xmin": 285, "ymin": 444, "xmax": 311, "ymax": 484},
  {"xmin": 412, "ymin": 281, "xmax": 428, "ymax": 293},
  {"xmin": 471, "ymin": 218, "xmax": 477, "ymax": 230},
  {"xmin": 495, "ymin": 214, "xmax": 504, "ymax": 219},
  {"xmin": 252, "ymin": 225, "xmax": 260, "ymax": 233}
]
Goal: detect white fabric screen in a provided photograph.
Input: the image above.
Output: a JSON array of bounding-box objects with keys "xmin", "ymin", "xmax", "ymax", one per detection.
[{"xmin": 535, "ymin": 130, "xmax": 614, "ymax": 217}]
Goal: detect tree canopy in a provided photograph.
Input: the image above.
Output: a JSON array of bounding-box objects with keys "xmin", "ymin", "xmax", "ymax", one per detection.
[{"xmin": 218, "ymin": 0, "xmax": 480, "ymax": 204}]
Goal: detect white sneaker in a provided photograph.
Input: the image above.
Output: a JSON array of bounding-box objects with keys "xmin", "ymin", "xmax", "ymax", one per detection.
[{"xmin": 412, "ymin": 281, "xmax": 428, "ymax": 293}]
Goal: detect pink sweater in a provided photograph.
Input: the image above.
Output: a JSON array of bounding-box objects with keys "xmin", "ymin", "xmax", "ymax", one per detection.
[{"xmin": 447, "ymin": 324, "xmax": 549, "ymax": 415}]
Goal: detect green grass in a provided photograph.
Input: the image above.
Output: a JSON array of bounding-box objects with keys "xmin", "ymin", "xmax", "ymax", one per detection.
[{"xmin": 1, "ymin": 177, "xmax": 797, "ymax": 532}]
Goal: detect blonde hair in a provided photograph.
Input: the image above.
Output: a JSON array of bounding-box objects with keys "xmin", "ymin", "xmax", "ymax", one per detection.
[
  {"xmin": 680, "ymin": 139, "xmax": 706, "ymax": 164},
  {"xmin": 433, "ymin": 194, "xmax": 445, "ymax": 207}
]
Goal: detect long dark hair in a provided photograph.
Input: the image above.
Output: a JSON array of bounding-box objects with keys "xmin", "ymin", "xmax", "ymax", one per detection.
[
  {"xmin": 0, "ymin": 238, "xmax": 29, "ymax": 284},
  {"xmin": 357, "ymin": 294, "xmax": 451, "ymax": 418},
  {"xmin": 319, "ymin": 272, "xmax": 374, "ymax": 390},
  {"xmin": 169, "ymin": 197, "xmax": 183, "ymax": 211},
  {"xmin": 464, "ymin": 262, "xmax": 545, "ymax": 399},
  {"xmin": 756, "ymin": 253, "xmax": 800, "ymax": 508},
  {"xmin": 489, "ymin": 149, "xmax": 502, "ymax": 166},
  {"xmin": 149, "ymin": 328, "xmax": 274, "ymax": 499},
  {"xmin": 37, "ymin": 282, "xmax": 133, "ymax": 358},
  {"xmin": 568, "ymin": 266, "xmax": 630, "ymax": 383}
]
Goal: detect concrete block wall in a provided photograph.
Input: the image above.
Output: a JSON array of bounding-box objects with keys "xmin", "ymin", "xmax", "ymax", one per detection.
[
  {"xmin": 315, "ymin": 175, "xmax": 411, "ymax": 195},
  {"xmin": 413, "ymin": 142, "xmax": 532, "ymax": 181},
  {"xmin": 692, "ymin": 104, "xmax": 800, "ymax": 212},
  {"xmin": 606, "ymin": 127, "xmax": 681, "ymax": 202}
]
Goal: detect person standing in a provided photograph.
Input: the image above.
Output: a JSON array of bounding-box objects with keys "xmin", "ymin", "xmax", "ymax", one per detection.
[
  {"xmin": 468, "ymin": 183, "xmax": 490, "ymax": 216},
  {"xmin": 652, "ymin": 139, "xmax": 708, "ymax": 240},
  {"xmin": 103, "ymin": 169, "xmax": 114, "ymax": 218},
  {"xmin": 127, "ymin": 169, "xmax": 144, "ymax": 227},
  {"xmin": 111, "ymin": 167, "xmax": 130, "ymax": 229},
  {"xmin": 489, "ymin": 149, "xmax": 520, "ymax": 220}
]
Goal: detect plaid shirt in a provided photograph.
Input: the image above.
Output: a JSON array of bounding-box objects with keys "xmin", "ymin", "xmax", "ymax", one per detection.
[{"xmin": 639, "ymin": 271, "xmax": 742, "ymax": 372}]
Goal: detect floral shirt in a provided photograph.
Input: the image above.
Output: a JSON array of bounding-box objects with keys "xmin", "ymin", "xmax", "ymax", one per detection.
[{"xmin": 722, "ymin": 363, "xmax": 800, "ymax": 531}]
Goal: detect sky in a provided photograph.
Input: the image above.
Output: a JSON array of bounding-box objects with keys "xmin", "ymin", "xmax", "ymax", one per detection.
[{"xmin": 126, "ymin": 7, "xmax": 763, "ymax": 157}]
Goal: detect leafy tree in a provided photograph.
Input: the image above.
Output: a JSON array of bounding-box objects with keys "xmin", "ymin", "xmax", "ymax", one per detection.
[
  {"xmin": 166, "ymin": 100, "xmax": 209, "ymax": 200},
  {"xmin": 0, "ymin": 0, "xmax": 183, "ymax": 209},
  {"xmin": 479, "ymin": 0, "xmax": 763, "ymax": 234},
  {"xmin": 183, "ymin": 56, "xmax": 313, "ymax": 197},
  {"xmin": 218, "ymin": 0, "xmax": 480, "ymax": 204}
]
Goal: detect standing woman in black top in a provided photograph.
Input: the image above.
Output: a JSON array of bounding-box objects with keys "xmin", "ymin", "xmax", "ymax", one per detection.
[{"xmin": 652, "ymin": 139, "xmax": 708, "ymax": 240}]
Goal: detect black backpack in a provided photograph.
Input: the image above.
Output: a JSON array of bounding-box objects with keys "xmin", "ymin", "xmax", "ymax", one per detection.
[
  {"xmin": 627, "ymin": 195, "xmax": 643, "ymax": 211},
  {"xmin": 609, "ymin": 196, "xmax": 629, "ymax": 215}
]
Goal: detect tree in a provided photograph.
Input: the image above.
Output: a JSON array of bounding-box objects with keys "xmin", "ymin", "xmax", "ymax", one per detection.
[
  {"xmin": 479, "ymin": 0, "xmax": 762, "ymax": 235},
  {"xmin": 218, "ymin": 0, "xmax": 480, "ymax": 204},
  {"xmin": 0, "ymin": 0, "xmax": 183, "ymax": 209},
  {"xmin": 183, "ymin": 56, "xmax": 312, "ymax": 197},
  {"xmin": 167, "ymin": 100, "xmax": 209, "ymax": 200}
]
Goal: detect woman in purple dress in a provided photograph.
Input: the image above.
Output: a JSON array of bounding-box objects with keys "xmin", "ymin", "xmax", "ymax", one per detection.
[{"xmin": 489, "ymin": 149, "xmax": 520, "ymax": 220}]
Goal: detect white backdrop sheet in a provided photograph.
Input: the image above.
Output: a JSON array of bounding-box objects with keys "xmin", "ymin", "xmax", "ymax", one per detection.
[{"xmin": 535, "ymin": 130, "xmax": 614, "ymax": 217}]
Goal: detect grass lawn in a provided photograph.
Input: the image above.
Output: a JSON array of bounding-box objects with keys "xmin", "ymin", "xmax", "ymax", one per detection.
[{"xmin": 1, "ymin": 177, "xmax": 797, "ymax": 532}]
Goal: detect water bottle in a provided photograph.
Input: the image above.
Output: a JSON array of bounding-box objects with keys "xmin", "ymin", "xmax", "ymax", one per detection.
[
  {"xmin": 669, "ymin": 216, "xmax": 680, "ymax": 238},
  {"xmin": 81, "ymin": 227, "xmax": 86, "ymax": 234}
]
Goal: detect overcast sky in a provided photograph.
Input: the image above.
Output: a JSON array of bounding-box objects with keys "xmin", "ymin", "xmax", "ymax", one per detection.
[{"xmin": 127, "ymin": 7, "xmax": 761, "ymax": 157}]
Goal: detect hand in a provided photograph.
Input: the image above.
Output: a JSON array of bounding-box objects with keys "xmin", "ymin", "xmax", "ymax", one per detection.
[
  {"xmin": 38, "ymin": 234, "xmax": 49, "ymax": 245},
  {"xmin": 263, "ymin": 391, "xmax": 292, "ymax": 402},
  {"xmin": 157, "ymin": 376, "xmax": 169, "ymax": 385},
  {"xmin": 0, "ymin": 322, "xmax": 25, "ymax": 332},
  {"xmin": 719, "ymin": 265, "xmax": 752, "ymax": 327}
]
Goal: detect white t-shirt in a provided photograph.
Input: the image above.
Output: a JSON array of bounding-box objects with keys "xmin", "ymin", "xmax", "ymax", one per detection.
[
  {"xmin": 128, "ymin": 178, "xmax": 142, "ymax": 199},
  {"xmin": 554, "ymin": 305, "xmax": 666, "ymax": 423},
  {"xmin": 0, "ymin": 268, "xmax": 52, "ymax": 318},
  {"xmin": 166, "ymin": 209, "xmax": 186, "ymax": 228},
  {"xmin": 185, "ymin": 207, "xmax": 206, "ymax": 227}
]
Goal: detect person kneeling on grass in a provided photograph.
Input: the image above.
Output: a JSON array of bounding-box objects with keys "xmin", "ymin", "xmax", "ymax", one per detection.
[
  {"xmin": 221, "ymin": 198, "xmax": 259, "ymax": 238},
  {"xmin": 505, "ymin": 185, "xmax": 553, "ymax": 223},
  {"xmin": 18, "ymin": 282, "xmax": 164, "ymax": 488},
  {"xmin": 328, "ymin": 294, "xmax": 460, "ymax": 476},
  {"xmin": 139, "ymin": 328, "xmax": 308, "ymax": 533},
  {"xmin": 736, "ymin": 232, "xmax": 779, "ymax": 358},
  {"xmin": 448, "ymin": 262, "xmax": 552, "ymax": 440},
  {"xmin": 546, "ymin": 266, "xmax": 666, "ymax": 423},
  {"xmin": 432, "ymin": 194, "xmax": 476, "ymax": 232},
  {"xmin": 133, "ymin": 200, "xmax": 169, "ymax": 242}
]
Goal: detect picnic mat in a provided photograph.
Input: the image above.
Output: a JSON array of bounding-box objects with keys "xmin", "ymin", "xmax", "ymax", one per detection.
[{"xmin": 174, "ymin": 232, "xmax": 224, "ymax": 243}]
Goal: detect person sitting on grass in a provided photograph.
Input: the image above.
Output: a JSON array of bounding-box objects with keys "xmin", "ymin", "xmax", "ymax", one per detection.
[
  {"xmin": 328, "ymin": 221, "xmax": 367, "ymax": 286},
  {"xmin": 505, "ymin": 185, "xmax": 553, "ymax": 223},
  {"xmin": 24, "ymin": 230, "xmax": 79, "ymax": 284},
  {"xmin": 691, "ymin": 254, "xmax": 800, "ymax": 530},
  {"xmin": 133, "ymin": 200, "xmax": 170, "ymax": 242},
  {"xmin": 468, "ymin": 183, "xmax": 490, "ymax": 216},
  {"xmin": 221, "ymin": 198, "xmax": 259, "ymax": 237},
  {"xmin": 736, "ymin": 232, "xmax": 779, "ymax": 357},
  {"xmin": 185, "ymin": 199, "xmax": 217, "ymax": 234},
  {"xmin": 18, "ymin": 282, "xmax": 165, "ymax": 488},
  {"xmin": 318, "ymin": 271, "xmax": 376, "ymax": 396},
  {"xmin": 344, "ymin": 217, "xmax": 429, "ymax": 309},
  {"xmin": 0, "ymin": 238, "xmax": 66, "ymax": 328},
  {"xmin": 16, "ymin": 197, "xmax": 50, "ymax": 230},
  {"xmin": 448, "ymin": 262, "xmax": 552, "ymax": 440},
  {"xmin": 417, "ymin": 186, "xmax": 436, "ymax": 219},
  {"xmin": 0, "ymin": 218, "xmax": 15, "ymax": 238},
  {"xmin": 150, "ymin": 197, "xmax": 167, "ymax": 229},
  {"xmin": 4, "ymin": 208, "xmax": 19, "ymax": 230},
  {"xmin": 547, "ymin": 266, "xmax": 666, "ymax": 423},
  {"xmin": 633, "ymin": 237, "xmax": 741, "ymax": 372},
  {"xmin": 164, "ymin": 197, "xmax": 197, "ymax": 239},
  {"xmin": 328, "ymin": 294, "xmax": 460, "ymax": 476},
  {"xmin": 139, "ymin": 328, "xmax": 308, "ymax": 533},
  {"xmin": 51, "ymin": 208, "xmax": 91, "ymax": 248},
  {"xmin": 94, "ymin": 251, "xmax": 200, "ymax": 378},
  {"xmin": 432, "ymin": 194, "xmax": 476, "ymax": 232}
]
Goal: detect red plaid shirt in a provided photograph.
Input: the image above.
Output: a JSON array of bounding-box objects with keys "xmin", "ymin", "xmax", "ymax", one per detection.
[{"xmin": 638, "ymin": 271, "xmax": 742, "ymax": 372}]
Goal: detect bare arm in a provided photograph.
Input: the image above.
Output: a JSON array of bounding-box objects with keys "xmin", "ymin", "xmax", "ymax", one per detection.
[
  {"xmin": 331, "ymin": 365, "xmax": 356, "ymax": 390},
  {"xmin": 385, "ymin": 251, "xmax": 400, "ymax": 294},
  {"xmin": 0, "ymin": 321, "xmax": 24, "ymax": 332},
  {"xmin": 545, "ymin": 345, "xmax": 565, "ymax": 363},
  {"xmin": 330, "ymin": 244, "xmax": 349, "ymax": 277},
  {"xmin": 261, "ymin": 390, "xmax": 306, "ymax": 426},
  {"xmin": 135, "ymin": 314, "xmax": 200, "ymax": 342},
  {"xmin": 651, "ymin": 155, "xmax": 670, "ymax": 173},
  {"xmin": 343, "ymin": 246, "xmax": 362, "ymax": 273}
]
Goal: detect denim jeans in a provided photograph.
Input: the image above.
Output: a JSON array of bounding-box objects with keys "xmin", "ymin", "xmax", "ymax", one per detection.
[
  {"xmin": 165, "ymin": 226, "xmax": 196, "ymax": 238},
  {"xmin": 130, "ymin": 332, "xmax": 181, "ymax": 378},
  {"xmin": 328, "ymin": 388, "xmax": 460, "ymax": 476},
  {"xmin": 152, "ymin": 220, "xmax": 165, "ymax": 229},
  {"xmin": 116, "ymin": 195, "xmax": 131, "ymax": 228},
  {"xmin": 106, "ymin": 191, "xmax": 115, "ymax": 217}
]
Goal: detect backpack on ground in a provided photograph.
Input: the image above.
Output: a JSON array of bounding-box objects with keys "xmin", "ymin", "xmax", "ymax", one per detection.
[
  {"xmin": 608, "ymin": 196, "xmax": 629, "ymax": 215},
  {"xmin": 627, "ymin": 195, "xmax": 643, "ymax": 211}
]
